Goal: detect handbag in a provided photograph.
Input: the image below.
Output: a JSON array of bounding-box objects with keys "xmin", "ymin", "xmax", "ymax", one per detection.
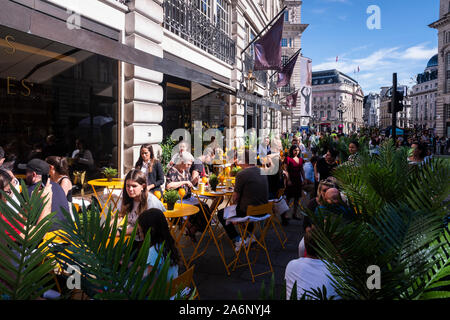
[{"xmin": 272, "ymin": 197, "xmax": 290, "ymax": 215}]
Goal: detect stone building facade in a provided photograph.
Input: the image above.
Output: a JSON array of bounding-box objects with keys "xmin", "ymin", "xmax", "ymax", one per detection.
[
  {"xmin": 410, "ymin": 55, "xmax": 439, "ymax": 132},
  {"xmin": 311, "ymin": 70, "xmax": 364, "ymax": 134},
  {"xmin": 0, "ymin": 0, "xmax": 310, "ymax": 177},
  {"xmin": 429, "ymin": 0, "xmax": 450, "ymax": 138},
  {"xmin": 363, "ymin": 93, "xmax": 380, "ymax": 128}
]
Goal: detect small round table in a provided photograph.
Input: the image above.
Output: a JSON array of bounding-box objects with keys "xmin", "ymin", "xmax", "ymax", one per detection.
[{"xmin": 87, "ymin": 178, "xmax": 124, "ymax": 217}]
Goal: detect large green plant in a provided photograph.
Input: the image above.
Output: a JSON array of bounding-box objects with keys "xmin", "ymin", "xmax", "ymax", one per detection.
[
  {"xmin": 160, "ymin": 137, "xmax": 176, "ymax": 174},
  {"xmin": 52, "ymin": 206, "xmax": 181, "ymax": 300},
  {"xmin": 0, "ymin": 184, "xmax": 191, "ymax": 300},
  {"xmin": 305, "ymin": 140, "xmax": 450, "ymax": 300},
  {"xmin": 0, "ymin": 182, "xmax": 57, "ymax": 300}
]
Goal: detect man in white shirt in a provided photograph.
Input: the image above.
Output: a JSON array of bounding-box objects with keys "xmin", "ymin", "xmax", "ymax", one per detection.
[{"xmin": 285, "ymin": 226, "xmax": 339, "ymax": 300}]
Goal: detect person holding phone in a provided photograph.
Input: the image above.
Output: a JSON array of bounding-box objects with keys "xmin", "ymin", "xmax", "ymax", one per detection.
[{"xmin": 19, "ymin": 159, "xmax": 70, "ymax": 232}]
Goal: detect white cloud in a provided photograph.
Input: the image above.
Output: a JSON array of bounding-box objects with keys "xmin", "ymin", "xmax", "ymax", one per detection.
[
  {"xmin": 401, "ymin": 44, "xmax": 438, "ymax": 60},
  {"xmin": 311, "ymin": 44, "xmax": 437, "ymax": 94}
]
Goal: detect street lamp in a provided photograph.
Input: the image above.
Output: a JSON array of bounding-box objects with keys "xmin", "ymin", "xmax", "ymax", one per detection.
[
  {"xmin": 245, "ymin": 70, "xmax": 256, "ymax": 93},
  {"xmin": 271, "ymin": 88, "xmax": 280, "ymax": 104}
]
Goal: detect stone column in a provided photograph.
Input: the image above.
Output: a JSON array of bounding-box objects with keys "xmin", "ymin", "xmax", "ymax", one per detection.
[
  {"xmin": 123, "ymin": 0, "xmax": 164, "ymax": 173},
  {"xmin": 227, "ymin": 0, "xmax": 247, "ymax": 148}
]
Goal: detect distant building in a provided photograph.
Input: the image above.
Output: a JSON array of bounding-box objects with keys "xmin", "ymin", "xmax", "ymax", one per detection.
[
  {"xmin": 410, "ymin": 55, "xmax": 438, "ymax": 133},
  {"xmin": 363, "ymin": 93, "xmax": 380, "ymax": 127},
  {"xmin": 379, "ymin": 85, "xmax": 412, "ymax": 130},
  {"xmin": 311, "ymin": 70, "xmax": 364, "ymax": 134},
  {"xmin": 429, "ymin": 1, "xmax": 450, "ymax": 137}
]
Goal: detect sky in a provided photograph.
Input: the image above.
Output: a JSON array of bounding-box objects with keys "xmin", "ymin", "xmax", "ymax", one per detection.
[{"xmin": 300, "ymin": 0, "xmax": 439, "ymax": 94}]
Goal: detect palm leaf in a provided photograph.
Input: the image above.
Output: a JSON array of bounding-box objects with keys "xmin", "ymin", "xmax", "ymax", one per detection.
[
  {"xmin": 0, "ymin": 182, "xmax": 57, "ymax": 300},
  {"xmin": 52, "ymin": 204, "xmax": 175, "ymax": 300}
]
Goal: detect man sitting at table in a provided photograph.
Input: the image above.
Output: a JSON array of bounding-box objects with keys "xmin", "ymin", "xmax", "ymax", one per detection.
[
  {"xmin": 19, "ymin": 158, "xmax": 70, "ymax": 232},
  {"xmin": 217, "ymin": 149, "xmax": 269, "ymax": 251}
]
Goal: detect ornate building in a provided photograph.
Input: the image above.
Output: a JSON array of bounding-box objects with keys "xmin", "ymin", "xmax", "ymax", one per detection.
[
  {"xmin": 410, "ymin": 55, "xmax": 438, "ymax": 132},
  {"xmin": 429, "ymin": 0, "xmax": 450, "ymax": 138},
  {"xmin": 279, "ymin": 0, "xmax": 309, "ymax": 132},
  {"xmin": 311, "ymin": 70, "xmax": 364, "ymax": 134},
  {"xmin": 363, "ymin": 93, "xmax": 380, "ymax": 128}
]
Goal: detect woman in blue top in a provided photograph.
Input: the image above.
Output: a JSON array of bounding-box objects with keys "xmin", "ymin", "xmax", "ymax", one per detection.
[{"xmin": 137, "ymin": 208, "xmax": 180, "ymax": 282}]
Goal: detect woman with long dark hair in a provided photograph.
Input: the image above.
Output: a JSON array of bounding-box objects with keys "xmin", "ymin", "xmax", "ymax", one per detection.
[
  {"xmin": 46, "ymin": 156, "xmax": 72, "ymax": 202},
  {"xmin": 117, "ymin": 169, "xmax": 165, "ymax": 256},
  {"xmin": 284, "ymin": 145, "xmax": 306, "ymax": 219},
  {"xmin": 135, "ymin": 144, "xmax": 164, "ymax": 193},
  {"xmin": 137, "ymin": 208, "xmax": 180, "ymax": 281}
]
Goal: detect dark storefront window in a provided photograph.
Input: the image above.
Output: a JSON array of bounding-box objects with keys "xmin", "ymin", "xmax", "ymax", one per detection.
[
  {"xmin": 162, "ymin": 75, "xmax": 226, "ymax": 143},
  {"xmin": 0, "ymin": 26, "xmax": 118, "ymax": 180}
]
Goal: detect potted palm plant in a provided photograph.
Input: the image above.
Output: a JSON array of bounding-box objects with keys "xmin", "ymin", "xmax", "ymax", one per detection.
[
  {"xmin": 102, "ymin": 167, "xmax": 118, "ymax": 182},
  {"xmin": 209, "ymin": 174, "xmax": 218, "ymax": 191},
  {"xmin": 231, "ymin": 166, "xmax": 242, "ymax": 177},
  {"xmin": 164, "ymin": 189, "xmax": 179, "ymax": 211}
]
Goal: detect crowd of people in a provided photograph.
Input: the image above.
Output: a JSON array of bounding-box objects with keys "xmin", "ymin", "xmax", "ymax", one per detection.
[{"xmin": 0, "ymin": 126, "xmax": 448, "ymax": 300}]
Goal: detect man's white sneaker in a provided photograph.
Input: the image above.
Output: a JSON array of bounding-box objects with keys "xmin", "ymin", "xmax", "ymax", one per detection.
[{"xmin": 234, "ymin": 238, "xmax": 244, "ymax": 252}]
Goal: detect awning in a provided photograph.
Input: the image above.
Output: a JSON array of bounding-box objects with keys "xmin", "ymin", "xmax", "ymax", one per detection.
[{"xmin": 236, "ymin": 90, "xmax": 282, "ymax": 111}]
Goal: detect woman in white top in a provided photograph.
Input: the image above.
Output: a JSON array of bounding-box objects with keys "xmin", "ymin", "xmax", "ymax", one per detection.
[{"xmin": 117, "ymin": 169, "xmax": 166, "ymax": 258}]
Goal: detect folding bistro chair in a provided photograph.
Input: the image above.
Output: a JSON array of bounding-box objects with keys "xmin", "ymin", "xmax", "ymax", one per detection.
[
  {"xmin": 169, "ymin": 266, "xmax": 199, "ymax": 300},
  {"xmin": 269, "ymin": 188, "xmax": 288, "ymax": 248},
  {"xmin": 229, "ymin": 202, "xmax": 274, "ymax": 283}
]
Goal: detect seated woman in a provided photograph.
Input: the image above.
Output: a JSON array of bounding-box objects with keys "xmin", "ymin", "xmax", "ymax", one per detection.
[
  {"xmin": 46, "ymin": 156, "xmax": 73, "ymax": 202},
  {"xmin": 117, "ymin": 169, "xmax": 166, "ymax": 256},
  {"xmin": 137, "ymin": 208, "xmax": 180, "ymax": 282},
  {"xmin": 165, "ymin": 153, "xmax": 210, "ymax": 242},
  {"xmin": 134, "ymin": 144, "xmax": 164, "ymax": 194}
]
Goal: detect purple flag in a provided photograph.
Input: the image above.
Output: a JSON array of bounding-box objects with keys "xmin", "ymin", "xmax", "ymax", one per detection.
[
  {"xmin": 286, "ymin": 92, "xmax": 298, "ymax": 108},
  {"xmin": 254, "ymin": 14, "xmax": 284, "ymax": 71},
  {"xmin": 277, "ymin": 50, "xmax": 300, "ymax": 87}
]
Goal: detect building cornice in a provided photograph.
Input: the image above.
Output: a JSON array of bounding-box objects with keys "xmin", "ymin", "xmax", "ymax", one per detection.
[{"xmin": 429, "ymin": 13, "xmax": 450, "ymax": 29}]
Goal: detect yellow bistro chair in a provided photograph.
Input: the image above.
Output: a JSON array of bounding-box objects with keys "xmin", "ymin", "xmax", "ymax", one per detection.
[{"xmin": 229, "ymin": 202, "xmax": 274, "ymax": 283}]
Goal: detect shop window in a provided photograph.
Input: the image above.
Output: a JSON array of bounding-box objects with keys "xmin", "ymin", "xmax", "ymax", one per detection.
[{"xmin": 0, "ymin": 25, "xmax": 119, "ymax": 183}]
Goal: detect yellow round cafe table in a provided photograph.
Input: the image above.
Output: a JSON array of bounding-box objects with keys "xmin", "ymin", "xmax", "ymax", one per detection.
[{"xmin": 88, "ymin": 178, "xmax": 124, "ymax": 217}]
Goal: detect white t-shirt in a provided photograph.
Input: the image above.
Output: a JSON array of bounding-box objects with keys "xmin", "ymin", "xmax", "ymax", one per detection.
[{"xmin": 285, "ymin": 257, "xmax": 338, "ymax": 300}]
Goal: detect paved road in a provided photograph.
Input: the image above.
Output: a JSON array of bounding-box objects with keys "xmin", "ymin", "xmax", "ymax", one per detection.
[{"xmin": 178, "ymin": 213, "xmax": 304, "ymax": 300}]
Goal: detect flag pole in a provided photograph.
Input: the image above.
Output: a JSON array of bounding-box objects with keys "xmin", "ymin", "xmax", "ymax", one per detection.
[
  {"xmin": 268, "ymin": 48, "xmax": 302, "ymax": 81},
  {"xmin": 279, "ymin": 88, "xmax": 300, "ymax": 102},
  {"xmin": 239, "ymin": 6, "xmax": 287, "ymax": 88},
  {"xmin": 240, "ymin": 6, "xmax": 287, "ymax": 56}
]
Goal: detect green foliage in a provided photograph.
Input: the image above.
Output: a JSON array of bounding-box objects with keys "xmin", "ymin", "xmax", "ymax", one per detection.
[
  {"xmin": 160, "ymin": 137, "xmax": 176, "ymax": 174},
  {"xmin": 163, "ymin": 189, "xmax": 179, "ymax": 205},
  {"xmin": 209, "ymin": 174, "xmax": 218, "ymax": 189},
  {"xmin": 102, "ymin": 167, "xmax": 118, "ymax": 179},
  {"xmin": 0, "ymin": 181, "xmax": 57, "ymax": 300},
  {"xmin": 304, "ymin": 141, "xmax": 450, "ymax": 300},
  {"xmin": 0, "ymin": 183, "xmax": 189, "ymax": 300},
  {"xmin": 231, "ymin": 166, "xmax": 242, "ymax": 177}
]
